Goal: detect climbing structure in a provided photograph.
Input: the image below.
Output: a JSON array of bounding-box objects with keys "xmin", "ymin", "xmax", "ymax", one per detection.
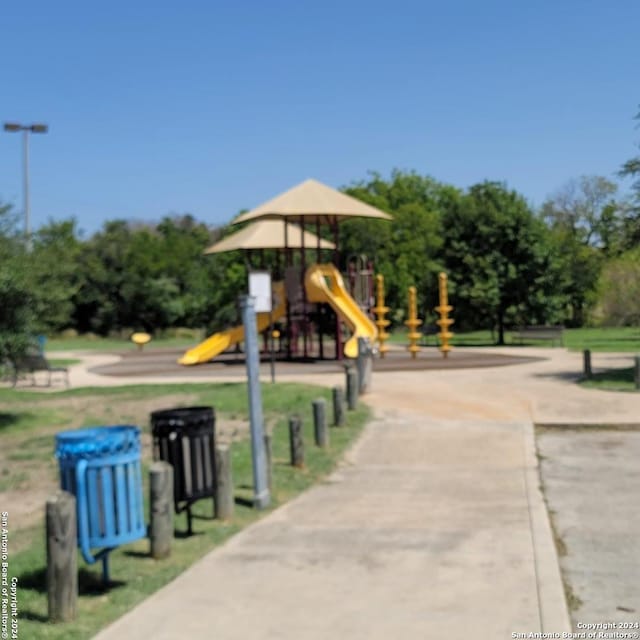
[
  {"xmin": 435, "ymin": 272, "xmax": 454, "ymax": 358},
  {"xmin": 372, "ymin": 274, "xmax": 390, "ymax": 358},
  {"xmin": 405, "ymin": 286, "xmax": 422, "ymax": 359}
]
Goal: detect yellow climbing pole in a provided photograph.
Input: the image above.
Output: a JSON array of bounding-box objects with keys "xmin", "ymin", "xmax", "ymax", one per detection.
[
  {"xmin": 405, "ymin": 286, "xmax": 422, "ymax": 359},
  {"xmin": 372, "ymin": 274, "xmax": 390, "ymax": 358},
  {"xmin": 435, "ymin": 272, "xmax": 454, "ymax": 358}
]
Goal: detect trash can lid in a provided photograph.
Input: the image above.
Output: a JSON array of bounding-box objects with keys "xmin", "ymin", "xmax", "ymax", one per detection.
[
  {"xmin": 150, "ymin": 406, "xmax": 214, "ymax": 420},
  {"xmin": 55, "ymin": 425, "xmax": 140, "ymax": 460},
  {"xmin": 151, "ymin": 407, "xmax": 215, "ymax": 435}
]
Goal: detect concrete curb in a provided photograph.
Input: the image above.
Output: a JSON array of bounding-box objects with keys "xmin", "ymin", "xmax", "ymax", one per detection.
[{"xmin": 522, "ymin": 421, "xmax": 572, "ymax": 633}]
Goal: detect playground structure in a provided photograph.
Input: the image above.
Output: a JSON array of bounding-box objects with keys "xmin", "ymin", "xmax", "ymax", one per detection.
[
  {"xmin": 180, "ymin": 265, "xmax": 379, "ymax": 365},
  {"xmin": 180, "ymin": 179, "xmax": 391, "ymax": 366},
  {"xmin": 346, "ymin": 255, "xmax": 374, "ymax": 313},
  {"xmin": 178, "ymin": 180, "xmax": 456, "ymax": 366},
  {"xmin": 304, "ymin": 264, "xmax": 377, "ymax": 359},
  {"xmin": 179, "ymin": 282, "xmax": 287, "ymax": 365}
]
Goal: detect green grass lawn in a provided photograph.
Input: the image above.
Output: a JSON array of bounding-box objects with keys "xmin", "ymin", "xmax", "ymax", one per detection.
[
  {"xmin": 580, "ymin": 366, "xmax": 638, "ymax": 392},
  {"xmin": 42, "ymin": 325, "xmax": 640, "ymax": 354},
  {"xmin": 0, "ymin": 382, "xmax": 369, "ymax": 639},
  {"xmin": 563, "ymin": 327, "xmax": 640, "ymax": 352},
  {"xmin": 388, "ymin": 326, "xmax": 640, "ymax": 352},
  {"xmin": 45, "ymin": 335, "xmax": 201, "ymax": 352},
  {"xmin": 47, "ymin": 358, "xmax": 81, "ymax": 367}
]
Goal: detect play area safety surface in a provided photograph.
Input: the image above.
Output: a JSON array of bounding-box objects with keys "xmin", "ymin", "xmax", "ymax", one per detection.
[{"xmin": 89, "ymin": 347, "xmax": 543, "ymax": 379}]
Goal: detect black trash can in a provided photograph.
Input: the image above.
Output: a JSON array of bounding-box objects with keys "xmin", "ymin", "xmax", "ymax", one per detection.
[{"xmin": 150, "ymin": 406, "xmax": 216, "ymax": 533}]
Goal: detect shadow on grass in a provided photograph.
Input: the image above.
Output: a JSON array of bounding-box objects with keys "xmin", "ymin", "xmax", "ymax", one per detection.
[
  {"xmin": 582, "ymin": 367, "xmax": 637, "ymax": 392},
  {"xmin": 173, "ymin": 528, "xmax": 204, "ymax": 539},
  {"xmin": 451, "ymin": 342, "xmax": 499, "ymax": 348},
  {"xmin": 0, "ymin": 412, "xmax": 21, "ymax": 430},
  {"xmin": 589, "ymin": 367, "xmax": 634, "ymax": 383},
  {"xmin": 17, "ymin": 566, "xmax": 125, "ymax": 595},
  {"xmin": 533, "ymin": 370, "xmax": 583, "ymax": 382},
  {"xmin": 122, "ymin": 549, "xmax": 150, "ymax": 559},
  {"xmin": 534, "ymin": 365, "xmax": 639, "ymax": 391},
  {"xmin": 19, "ymin": 609, "xmax": 49, "ymax": 623}
]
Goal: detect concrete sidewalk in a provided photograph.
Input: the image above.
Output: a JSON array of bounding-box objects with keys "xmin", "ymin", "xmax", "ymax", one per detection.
[
  {"xmin": 56, "ymin": 347, "xmax": 640, "ymax": 638},
  {"xmin": 93, "ymin": 408, "xmax": 569, "ymax": 640}
]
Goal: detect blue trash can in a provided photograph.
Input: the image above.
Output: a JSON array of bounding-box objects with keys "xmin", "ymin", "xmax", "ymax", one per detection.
[{"xmin": 55, "ymin": 425, "xmax": 146, "ymax": 582}]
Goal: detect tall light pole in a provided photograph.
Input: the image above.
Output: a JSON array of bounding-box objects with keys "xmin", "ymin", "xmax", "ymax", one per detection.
[{"xmin": 3, "ymin": 122, "xmax": 48, "ymax": 250}]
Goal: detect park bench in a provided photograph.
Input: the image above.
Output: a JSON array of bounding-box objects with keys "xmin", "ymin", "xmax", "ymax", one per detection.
[
  {"xmin": 514, "ymin": 325, "xmax": 564, "ymax": 347},
  {"xmin": 10, "ymin": 353, "xmax": 70, "ymax": 388},
  {"xmin": 421, "ymin": 325, "xmax": 439, "ymax": 346}
]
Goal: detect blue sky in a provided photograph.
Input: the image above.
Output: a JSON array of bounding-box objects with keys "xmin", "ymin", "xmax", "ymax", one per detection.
[{"xmin": 1, "ymin": 0, "xmax": 638, "ymax": 236}]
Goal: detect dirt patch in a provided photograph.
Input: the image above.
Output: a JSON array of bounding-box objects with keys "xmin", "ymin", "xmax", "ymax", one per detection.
[
  {"xmin": 41, "ymin": 393, "xmax": 203, "ymax": 430},
  {"xmin": 216, "ymin": 418, "xmax": 250, "ymax": 444},
  {"xmin": 0, "ymin": 393, "xmax": 253, "ymax": 534}
]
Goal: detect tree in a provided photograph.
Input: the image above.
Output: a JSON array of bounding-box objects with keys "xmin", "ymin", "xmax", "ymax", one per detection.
[
  {"xmin": 340, "ymin": 171, "xmax": 449, "ymax": 323},
  {"xmin": 0, "ymin": 208, "xmax": 83, "ymax": 358},
  {"xmin": 619, "ymin": 106, "xmax": 640, "ymax": 244},
  {"xmin": 540, "ymin": 176, "xmax": 625, "ymax": 326},
  {"xmin": 441, "ymin": 182, "xmax": 566, "ymax": 344},
  {"xmin": 594, "ymin": 249, "xmax": 640, "ymax": 326},
  {"xmin": 620, "ymin": 107, "xmax": 640, "ymax": 206},
  {"xmin": 28, "ymin": 219, "xmax": 83, "ymax": 332},
  {"xmin": 71, "ymin": 214, "xmax": 245, "ymax": 336},
  {"xmin": 541, "ymin": 175, "xmax": 622, "ymax": 252},
  {"xmin": 72, "ymin": 220, "xmax": 135, "ymax": 334},
  {"xmin": 0, "ymin": 203, "xmax": 36, "ymax": 362}
]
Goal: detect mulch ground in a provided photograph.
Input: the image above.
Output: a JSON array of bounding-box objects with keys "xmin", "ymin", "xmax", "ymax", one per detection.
[{"xmin": 90, "ymin": 347, "xmax": 543, "ymax": 379}]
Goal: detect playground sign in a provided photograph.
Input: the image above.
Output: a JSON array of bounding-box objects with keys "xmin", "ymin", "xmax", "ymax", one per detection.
[{"xmin": 249, "ymin": 271, "xmax": 272, "ymax": 313}]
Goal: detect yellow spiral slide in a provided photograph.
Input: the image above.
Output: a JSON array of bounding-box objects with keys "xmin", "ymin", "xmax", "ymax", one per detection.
[
  {"xmin": 304, "ymin": 263, "xmax": 377, "ymax": 358},
  {"xmin": 178, "ymin": 282, "xmax": 287, "ymax": 365},
  {"xmin": 179, "ymin": 265, "xmax": 376, "ymax": 364}
]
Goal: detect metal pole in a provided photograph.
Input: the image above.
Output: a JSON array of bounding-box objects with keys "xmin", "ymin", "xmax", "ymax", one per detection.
[
  {"xmin": 23, "ymin": 129, "xmax": 31, "ymax": 251},
  {"xmin": 240, "ymin": 295, "xmax": 271, "ymax": 509},
  {"xmin": 270, "ymin": 310, "xmax": 276, "ymax": 384},
  {"xmin": 284, "ymin": 220, "xmax": 292, "ymax": 360},
  {"xmin": 4, "ymin": 123, "xmax": 47, "ymax": 250}
]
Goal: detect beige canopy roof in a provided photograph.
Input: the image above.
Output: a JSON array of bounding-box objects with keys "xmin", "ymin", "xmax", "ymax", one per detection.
[
  {"xmin": 233, "ymin": 178, "xmax": 393, "ymax": 224},
  {"xmin": 204, "ymin": 219, "xmax": 335, "ymax": 254}
]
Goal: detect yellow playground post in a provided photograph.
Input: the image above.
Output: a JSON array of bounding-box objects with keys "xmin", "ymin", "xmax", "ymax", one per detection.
[
  {"xmin": 372, "ymin": 274, "xmax": 390, "ymax": 358},
  {"xmin": 405, "ymin": 286, "xmax": 422, "ymax": 359},
  {"xmin": 435, "ymin": 272, "xmax": 454, "ymax": 358}
]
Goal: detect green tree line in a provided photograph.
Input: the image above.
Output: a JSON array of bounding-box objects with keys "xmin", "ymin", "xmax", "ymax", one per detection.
[{"xmin": 1, "ymin": 106, "xmax": 639, "ymax": 358}]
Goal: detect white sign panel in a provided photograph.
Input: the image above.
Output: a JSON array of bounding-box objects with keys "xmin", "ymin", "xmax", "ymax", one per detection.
[{"xmin": 249, "ymin": 271, "xmax": 272, "ymax": 313}]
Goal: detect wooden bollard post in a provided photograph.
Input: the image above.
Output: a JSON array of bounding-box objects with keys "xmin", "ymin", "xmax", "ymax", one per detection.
[
  {"xmin": 264, "ymin": 432, "xmax": 273, "ymax": 494},
  {"xmin": 583, "ymin": 349, "xmax": 592, "ymax": 379},
  {"xmin": 346, "ymin": 367, "xmax": 358, "ymax": 410},
  {"xmin": 312, "ymin": 398, "xmax": 329, "ymax": 448},
  {"xmin": 215, "ymin": 444, "xmax": 234, "ymax": 520},
  {"xmin": 332, "ymin": 385, "xmax": 345, "ymax": 427},
  {"xmin": 149, "ymin": 461, "xmax": 173, "ymax": 559},
  {"xmin": 356, "ymin": 337, "xmax": 373, "ymax": 394},
  {"xmin": 46, "ymin": 490, "xmax": 77, "ymax": 622},
  {"xmin": 635, "ymin": 355, "xmax": 640, "ymax": 391},
  {"xmin": 289, "ymin": 415, "xmax": 305, "ymax": 467}
]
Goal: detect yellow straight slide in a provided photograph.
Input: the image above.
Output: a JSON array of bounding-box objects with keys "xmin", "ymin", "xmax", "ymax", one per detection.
[
  {"xmin": 305, "ymin": 263, "xmax": 377, "ymax": 358},
  {"xmin": 179, "ymin": 282, "xmax": 286, "ymax": 365}
]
